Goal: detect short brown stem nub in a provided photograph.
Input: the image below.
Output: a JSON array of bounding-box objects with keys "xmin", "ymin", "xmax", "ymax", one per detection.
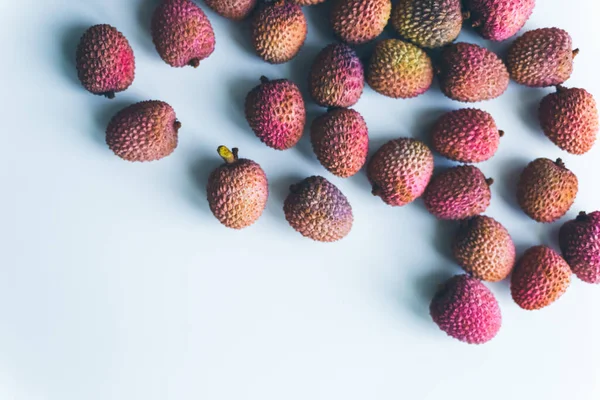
[
  {"xmin": 572, "ymin": 49, "xmax": 580, "ymax": 58},
  {"xmin": 485, "ymin": 178, "xmax": 494, "ymax": 187},
  {"xmin": 555, "ymin": 158, "xmax": 566, "ymax": 169},
  {"xmin": 173, "ymin": 120, "xmax": 182, "ymax": 131},
  {"xmin": 471, "ymin": 19, "xmax": 482, "ymax": 28},
  {"xmin": 577, "ymin": 211, "xmax": 588, "ymax": 222},
  {"xmin": 371, "ymin": 185, "xmax": 381, "ymax": 197},
  {"xmin": 260, "ymin": 76, "xmax": 270, "ymax": 84},
  {"xmin": 462, "ymin": 10, "xmax": 471, "ymax": 20},
  {"xmin": 189, "ymin": 59, "xmax": 200, "ymax": 68},
  {"xmin": 218, "ymin": 145, "xmax": 238, "ymax": 164},
  {"xmin": 103, "ymin": 91, "xmax": 116, "ymax": 99},
  {"xmin": 498, "ymin": 130, "xmax": 505, "ymax": 137},
  {"xmin": 556, "ymin": 85, "xmax": 567, "ymax": 93}
]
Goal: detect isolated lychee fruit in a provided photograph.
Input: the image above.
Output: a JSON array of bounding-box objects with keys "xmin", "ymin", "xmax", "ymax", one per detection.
[{"xmin": 559, "ymin": 211, "xmax": 600, "ymax": 284}]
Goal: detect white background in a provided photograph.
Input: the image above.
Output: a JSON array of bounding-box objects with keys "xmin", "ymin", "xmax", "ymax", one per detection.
[{"xmin": 1, "ymin": 0, "xmax": 600, "ymax": 399}]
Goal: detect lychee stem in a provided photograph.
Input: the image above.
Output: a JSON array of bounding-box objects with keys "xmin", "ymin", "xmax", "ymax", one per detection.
[
  {"xmin": 498, "ymin": 130, "xmax": 505, "ymax": 137},
  {"xmin": 485, "ymin": 178, "xmax": 494, "ymax": 187},
  {"xmin": 218, "ymin": 146, "xmax": 239, "ymax": 164},
  {"xmin": 461, "ymin": 10, "xmax": 470, "ymax": 20},
  {"xmin": 174, "ymin": 120, "xmax": 182, "ymax": 131},
  {"xmin": 572, "ymin": 49, "xmax": 580, "ymax": 58},
  {"xmin": 102, "ymin": 91, "xmax": 116, "ymax": 99},
  {"xmin": 576, "ymin": 211, "xmax": 589, "ymax": 222},
  {"xmin": 471, "ymin": 20, "xmax": 482, "ymax": 28},
  {"xmin": 189, "ymin": 59, "xmax": 200, "ymax": 68},
  {"xmin": 260, "ymin": 76, "xmax": 270, "ymax": 84},
  {"xmin": 555, "ymin": 158, "xmax": 566, "ymax": 169},
  {"xmin": 556, "ymin": 85, "xmax": 567, "ymax": 93},
  {"xmin": 371, "ymin": 185, "xmax": 381, "ymax": 197}
]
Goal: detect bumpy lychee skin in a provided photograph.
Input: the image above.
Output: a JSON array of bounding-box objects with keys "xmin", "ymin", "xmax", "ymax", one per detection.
[
  {"xmin": 106, "ymin": 101, "xmax": 180, "ymax": 162},
  {"xmin": 310, "ymin": 108, "xmax": 369, "ymax": 178},
  {"xmin": 330, "ymin": 0, "xmax": 392, "ymax": 45},
  {"xmin": 204, "ymin": 0, "xmax": 257, "ymax": 20},
  {"xmin": 438, "ymin": 43, "xmax": 509, "ymax": 103},
  {"xmin": 75, "ymin": 24, "xmax": 135, "ymax": 99},
  {"xmin": 430, "ymin": 275, "xmax": 502, "ymax": 345},
  {"xmin": 367, "ymin": 39, "xmax": 434, "ymax": 99},
  {"xmin": 431, "ymin": 109, "xmax": 502, "ymax": 163},
  {"xmin": 559, "ymin": 211, "xmax": 600, "ymax": 284},
  {"xmin": 453, "ymin": 216, "xmax": 516, "ymax": 282},
  {"xmin": 245, "ymin": 77, "xmax": 306, "ymax": 150},
  {"xmin": 517, "ymin": 158, "xmax": 578, "ymax": 223},
  {"xmin": 284, "ymin": 176, "xmax": 353, "ymax": 242},
  {"xmin": 423, "ymin": 165, "xmax": 493, "ymax": 220},
  {"xmin": 151, "ymin": 0, "xmax": 215, "ymax": 68},
  {"xmin": 291, "ymin": 0, "xmax": 326, "ymax": 5},
  {"xmin": 367, "ymin": 138, "xmax": 434, "ymax": 206},
  {"xmin": 465, "ymin": 0, "xmax": 535, "ymax": 41},
  {"xmin": 207, "ymin": 146, "xmax": 269, "ymax": 229},
  {"xmin": 309, "ymin": 44, "xmax": 365, "ymax": 108},
  {"xmin": 539, "ymin": 86, "xmax": 598, "ymax": 155},
  {"xmin": 391, "ymin": 0, "xmax": 464, "ymax": 49},
  {"xmin": 511, "ymin": 246, "xmax": 571, "ymax": 310},
  {"xmin": 251, "ymin": 1, "xmax": 307, "ymax": 64},
  {"xmin": 507, "ymin": 28, "xmax": 578, "ymax": 88}
]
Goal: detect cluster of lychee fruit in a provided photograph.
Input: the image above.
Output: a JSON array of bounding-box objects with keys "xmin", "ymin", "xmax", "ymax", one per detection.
[{"xmin": 74, "ymin": 0, "xmax": 599, "ymax": 345}]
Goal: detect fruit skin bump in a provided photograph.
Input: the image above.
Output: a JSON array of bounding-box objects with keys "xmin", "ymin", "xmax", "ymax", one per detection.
[
  {"xmin": 284, "ymin": 176, "xmax": 353, "ymax": 242},
  {"xmin": 251, "ymin": 1, "xmax": 307, "ymax": 64},
  {"xmin": 75, "ymin": 24, "xmax": 135, "ymax": 99},
  {"xmin": 106, "ymin": 101, "xmax": 180, "ymax": 162},
  {"xmin": 431, "ymin": 108, "xmax": 502, "ymax": 163},
  {"xmin": 151, "ymin": 0, "xmax": 215, "ymax": 68},
  {"xmin": 290, "ymin": 0, "xmax": 326, "ymax": 5},
  {"xmin": 206, "ymin": 146, "xmax": 269, "ymax": 229},
  {"xmin": 517, "ymin": 158, "xmax": 578, "ymax": 223},
  {"xmin": 559, "ymin": 211, "xmax": 600, "ymax": 284},
  {"xmin": 367, "ymin": 39, "xmax": 434, "ymax": 99},
  {"xmin": 391, "ymin": 0, "xmax": 464, "ymax": 49},
  {"xmin": 330, "ymin": 0, "xmax": 392, "ymax": 45},
  {"xmin": 464, "ymin": 0, "xmax": 535, "ymax": 41},
  {"xmin": 511, "ymin": 246, "xmax": 571, "ymax": 310},
  {"xmin": 367, "ymin": 138, "xmax": 434, "ymax": 207},
  {"xmin": 430, "ymin": 275, "xmax": 502, "ymax": 344},
  {"xmin": 245, "ymin": 76, "xmax": 306, "ymax": 150},
  {"xmin": 539, "ymin": 86, "xmax": 598, "ymax": 155},
  {"xmin": 310, "ymin": 108, "xmax": 369, "ymax": 178},
  {"xmin": 423, "ymin": 165, "xmax": 493, "ymax": 220},
  {"xmin": 507, "ymin": 28, "xmax": 578, "ymax": 88},
  {"xmin": 452, "ymin": 216, "xmax": 516, "ymax": 282},
  {"xmin": 438, "ymin": 43, "xmax": 509, "ymax": 103},
  {"xmin": 309, "ymin": 43, "xmax": 365, "ymax": 108},
  {"xmin": 204, "ymin": 0, "xmax": 257, "ymax": 20}
]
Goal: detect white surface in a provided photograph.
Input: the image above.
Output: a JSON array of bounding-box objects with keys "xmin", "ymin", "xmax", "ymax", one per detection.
[{"xmin": 2, "ymin": 0, "xmax": 600, "ymax": 399}]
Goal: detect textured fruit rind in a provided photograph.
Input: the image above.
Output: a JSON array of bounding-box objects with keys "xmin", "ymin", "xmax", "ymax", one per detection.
[
  {"xmin": 517, "ymin": 158, "xmax": 578, "ymax": 223},
  {"xmin": 511, "ymin": 246, "xmax": 571, "ymax": 310},
  {"xmin": 452, "ymin": 216, "xmax": 516, "ymax": 282},
  {"xmin": 431, "ymin": 108, "xmax": 501, "ymax": 163},
  {"xmin": 330, "ymin": 0, "xmax": 392, "ymax": 45},
  {"xmin": 559, "ymin": 211, "xmax": 600, "ymax": 284},
  {"xmin": 507, "ymin": 28, "xmax": 575, "ymax": 88},
  {"xmin": 207, "ymin": 153, "xmax": 269, "ymax": 229},
  {"xmin": 204, "ymin": 0, "xmax": 257, "ymax": 20},
  {"xmin": 439, "ymin": 43, "xmax": 509, "ymax": 103},
  {"xmin": 76, "ymin": 24, "xmax": 135, "ymax": 97},
  {"xmin": 367, "ymin": 138, "xmax": 434, "ymax": 206},
  {"xmin": 251, "ymin": 2, "xmax": 307, "ymax": 64},
  {"xmin": 539, "ymin": 87, "xmax": 598, "ymax": 155},
  {"xmin": 284, "ymin": 176, "xmax": 353, "ymax": 242},
  {"xmin": 309, "ymin": 44, "xmax": 365, "ymax": 108},
  {"xmin": 151, "ymin": 0, "xmax": 215, "ymax": 68},
  {"xmin": 245, "ymin": 78, "xmax": 306, "ymax": 150},
  {"xmin": 106, "ymin": 101, "xmax": 179, "ymax": 162},
  {"xmin": 423, "ymin": 165, "xmax": 492, "ymax": 220},
  {"xmin": 465, "ymin": 0, "xmax": 535, "ymax": 41},
  {"xmin": 430, "ymin": 275, "xmax": 502, "ymax": 344},
  {"xmin": 367, "ymin": 39, "xmax": 434, "ymax": 99},
  {"xmin": 391, "ymin": 0, "xmax": 463, "ymax": 48},
  {"xmin": 291, "ymin": 0, "xmax": 326, "ymax": 5}
]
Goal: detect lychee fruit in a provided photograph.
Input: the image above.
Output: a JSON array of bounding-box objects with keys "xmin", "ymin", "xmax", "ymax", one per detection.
[
  {"xmin": 453, "ymin": 216, "xmax": 516, "ymax": 282},
  {"xmin": 367, "ymin": 138, "xmax": 434, "ymax": 207},
  {"xmin": 539, "ymin": 86, "xmax": 598, "ymax": 155},
  {"xmin": 75, "ymin": 24, "xmax": 135, "ymax": 99},
  {"xmin": 367, "ymin": 39, "xmax": 434, "ymax": 99},
  {"xmin": 204, "ymin": 0, "xmax": 257, "ymax": 20},
  {"xmin": 464, "ymin": 0, "xmax": 535, "ymax": 41},
  {"xmin": 430, "ymin": 274, "xmax": 502, "ymax": 344},
  {"xmin": 559, "ymin": 211, "xmax": 600, "ymax": 284},
  {"xmin": 423, "ymin": 165, "xmax": 493, "ymax": 220},
  {"xmin": 310, "ymin": 108, "xmax": 369, "ymax": 178},
  {"xmin": 245, "ymin": 76, "xmax": 306, "ymax": 150},
  {"xmin": 308, "ymin": 43, "xmax": 365, "ymax": 108},
  {"xmin": 511, "ymin": 245, "xmax": 571, "ymax": 310},
  {"xmin": 517, "ymin": 158, "xmax": 578, "ymax": 223},
  {"xmin": 207, "ymin": 146, "xmax": 269, "ymax": 229},
  {"xmin": 151, "ymin": 0, "xmax": 215, "ymax": 68},
  {"xmin": 438, "ymin": 43, "xmax": 509, "ymax": 103},
  {"xmin": 251, "ymin": 1, "xmax": 307, "ymax": 64},
  {"xmin": 330, "ymin": 0, "xmax": 392, "ymax": 45},
  {"xmin": 431, "ymin": 108, "xmax": 503, "ymax": 163},
  {"xmin": 106, "ymin": 101, "xmax": 181, "ymax": 162},
  {"xmin": 284, "ymin": 176, "xmax": 353, "ymax": 242}
]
